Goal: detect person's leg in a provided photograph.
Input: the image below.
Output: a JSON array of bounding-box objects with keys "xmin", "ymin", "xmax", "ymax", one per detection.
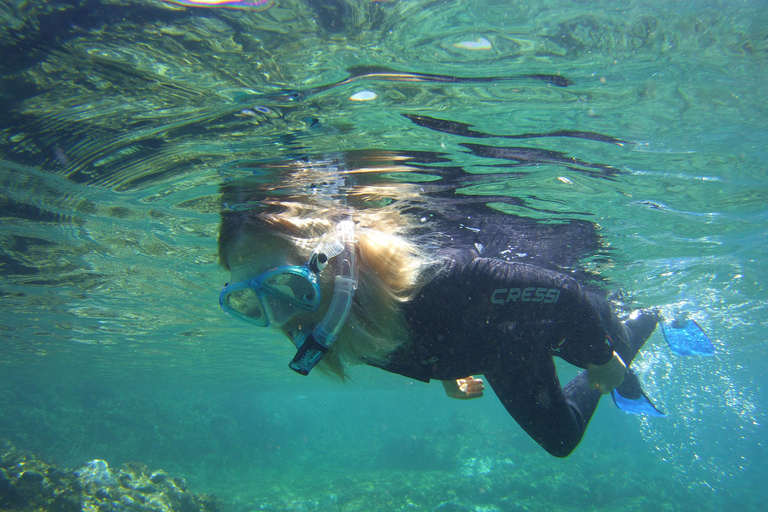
[
  {"xmin": 619, "ymin": 309, "xmax": 659, "ymax": 365},
  {"xmin": 485, "ymin": 356, "xmax": 601, "ymax": 458},
  {"xmin": 587, "ymin": 295, "xmax": 659, "ymax": 366}
]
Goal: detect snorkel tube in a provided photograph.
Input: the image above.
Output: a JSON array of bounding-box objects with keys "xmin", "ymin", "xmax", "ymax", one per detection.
[{"xmin": 289, "ymin": 219, "xmax": 357, "ymax": 375}]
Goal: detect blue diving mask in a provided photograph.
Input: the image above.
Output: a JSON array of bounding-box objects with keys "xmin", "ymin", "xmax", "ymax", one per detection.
[{"xmin": 219, "ymin": 260, "xmax": 324, "ymax": 328}]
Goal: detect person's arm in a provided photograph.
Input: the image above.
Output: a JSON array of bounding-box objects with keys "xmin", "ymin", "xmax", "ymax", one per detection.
[
  {"xmin": 442, "ymin": 376, "xmax": 485, "ymax": 399},
  {"xmin": 587, "ymin": 351, "xmax": 626, "ymax": 394}
]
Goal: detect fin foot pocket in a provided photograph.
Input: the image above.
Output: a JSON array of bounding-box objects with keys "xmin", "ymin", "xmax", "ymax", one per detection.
[
  {"xmin": 612, "ymin": 370, "xmax": 665, "ymax": 417},
  {"xmin": 612, "ymin": 387, "xmax": 666, "ymax": 417}
]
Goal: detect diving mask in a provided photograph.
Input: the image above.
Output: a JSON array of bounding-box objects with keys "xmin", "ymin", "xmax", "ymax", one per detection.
[{"xmin": 219, "ymin": 261, "xmax": 323, "ymax": 328}]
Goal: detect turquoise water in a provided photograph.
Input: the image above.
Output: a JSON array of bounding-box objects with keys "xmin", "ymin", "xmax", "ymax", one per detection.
[{"xmin": 1, "ymin": 0, "xmax": 766, "ymax": 510}]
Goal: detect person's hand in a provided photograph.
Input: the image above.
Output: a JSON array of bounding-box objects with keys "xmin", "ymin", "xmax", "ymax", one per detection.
[
  {"xmin": 587, "ymin": 352, "xmax": 626, "ymax": 394},
  {"xmin": 442, "ymin": 376, "xmax": 485, "ymax": 399}
]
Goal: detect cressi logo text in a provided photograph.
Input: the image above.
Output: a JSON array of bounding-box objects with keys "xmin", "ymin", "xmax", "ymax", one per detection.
[{"xmin": 490, "ymin": 287, "xmax": 561, "ymax": 304}]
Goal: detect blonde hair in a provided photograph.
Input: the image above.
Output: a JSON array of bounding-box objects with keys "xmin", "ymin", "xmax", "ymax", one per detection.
[{"xmin": 219, "ymin": 191, "xmax": 442, "ymax": 380}]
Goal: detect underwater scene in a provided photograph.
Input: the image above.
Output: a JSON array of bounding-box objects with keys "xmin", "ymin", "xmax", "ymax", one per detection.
[{"xmin": 1, "ymin": 0, "xmax": 766, "ymax": 511}]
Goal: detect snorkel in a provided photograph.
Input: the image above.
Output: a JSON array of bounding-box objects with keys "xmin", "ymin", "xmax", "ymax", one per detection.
[{"xmin": 289, "ymin": 218, "xmax": 357, "ymax": 375}]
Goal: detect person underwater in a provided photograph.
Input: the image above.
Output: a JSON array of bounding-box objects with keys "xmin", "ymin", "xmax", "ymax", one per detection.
[{"xmin": 216, "ymin": 156, "xmax": 709, "ymax": 457}]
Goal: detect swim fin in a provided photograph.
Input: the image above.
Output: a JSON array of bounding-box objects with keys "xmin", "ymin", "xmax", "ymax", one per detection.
[
  {"xmin": 661, "ymin": 319, "xmax": 715, "ymax": 356},
  {"xmin": 611, "ymin": 369, "xmax": 665, "ymax": 417}
]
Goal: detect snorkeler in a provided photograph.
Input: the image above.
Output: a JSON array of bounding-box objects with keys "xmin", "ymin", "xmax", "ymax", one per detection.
[{"xmin": 216, "ymin": 150, "xmax": 711, "ymax": 457}]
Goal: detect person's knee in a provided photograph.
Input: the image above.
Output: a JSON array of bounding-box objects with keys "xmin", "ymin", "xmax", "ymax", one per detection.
[
  {"xmin": 542, "ymin": 439, "xmax": 579, "ymax": 458},
  {"xmin": 536, "ymin": 429, "xmax": 581, "ymax": 457}
]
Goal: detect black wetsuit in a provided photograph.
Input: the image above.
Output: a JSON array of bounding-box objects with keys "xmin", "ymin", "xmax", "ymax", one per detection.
[{"xmin": 368, "ymin": 249, "xmax": 655, "ymax": 457}]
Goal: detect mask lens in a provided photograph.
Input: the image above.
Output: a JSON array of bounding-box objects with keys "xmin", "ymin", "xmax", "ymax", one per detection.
[
  {"xmin": 261, "ymin": 295, "xmax": 306, "ymax": 328},
  {"xmin": 222, "ymin": 287, "xmax": 268, "ymax": 326},
  {"xmin": 262, "ymin": 271, "xmax": 319, "ymax": 309}
]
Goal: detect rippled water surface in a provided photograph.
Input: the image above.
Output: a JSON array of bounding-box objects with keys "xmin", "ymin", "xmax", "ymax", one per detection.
[{"xmin": 1, "ymin": 1, "xmax": 766, "ymax": 511}]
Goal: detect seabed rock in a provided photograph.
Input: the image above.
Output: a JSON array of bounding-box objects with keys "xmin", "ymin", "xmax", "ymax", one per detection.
[{"xmin": 0, "ymin": 439, "xmax": 222, "ymax": 512}]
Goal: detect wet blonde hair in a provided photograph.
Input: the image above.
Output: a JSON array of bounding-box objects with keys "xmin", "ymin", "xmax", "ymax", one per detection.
[{"xmin": 219, "ymin": 191, "xmax": 441, "ymax": 379}]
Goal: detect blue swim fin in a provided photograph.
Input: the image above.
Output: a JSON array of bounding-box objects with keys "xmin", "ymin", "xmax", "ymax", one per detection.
[
  {"xmin": 612, "ymin": 389, "xmax": 666, "ymax": 417},
  {"xmin": 661, "ymin": 319, "xmax": 714, "ymax": 356},
  {"xmin": 611, "ymin": 369, "xmax": 665, "ymax": 417}
]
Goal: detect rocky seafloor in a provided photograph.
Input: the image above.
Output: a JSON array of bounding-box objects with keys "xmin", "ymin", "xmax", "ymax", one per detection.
[{"xmin": 0, "ymin": 439, "xmax": 222, "ymax": 512}]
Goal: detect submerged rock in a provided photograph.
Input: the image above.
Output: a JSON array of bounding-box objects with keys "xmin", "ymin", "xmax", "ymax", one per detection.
[
  {"xmin": 0, "ymin": 439, "xmax": 222, "ymax": 512},
  {"xmin": 75, "ymin": 459, "xmax": 118, "ymax": 487}
]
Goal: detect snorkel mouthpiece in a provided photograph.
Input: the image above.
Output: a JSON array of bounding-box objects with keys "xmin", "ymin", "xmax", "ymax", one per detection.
[{"xmin": 289, "ymin": 219, "xmax": 357, "ymax": 375}]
